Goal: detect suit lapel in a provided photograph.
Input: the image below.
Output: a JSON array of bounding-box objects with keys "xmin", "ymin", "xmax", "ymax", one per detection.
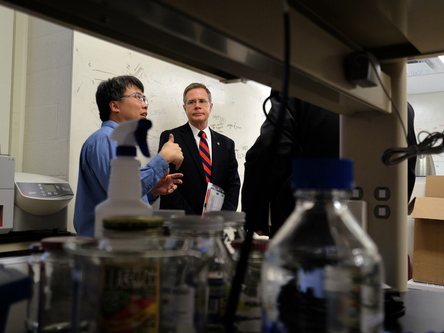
[
  {"xmin": 210, "ymin": 129, "xmax": 220, "ymax": 182},
  {"xmin": 180, "ymin": 124, "xmax": 206, "ymax": 182}
]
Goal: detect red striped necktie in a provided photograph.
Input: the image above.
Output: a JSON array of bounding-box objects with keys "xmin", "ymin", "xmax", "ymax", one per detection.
[{"xmin": 198, "ymin": 131, "xmax": 212, "ymax": 182}]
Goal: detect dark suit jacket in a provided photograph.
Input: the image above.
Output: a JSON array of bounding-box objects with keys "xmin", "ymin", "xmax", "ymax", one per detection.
[{"xmin": 158, "ymin": 123, "xmax": 240, "ymax": 215}]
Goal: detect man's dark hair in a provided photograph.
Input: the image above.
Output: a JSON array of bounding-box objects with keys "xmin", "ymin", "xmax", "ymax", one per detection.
[{"xmin": 96, "ymin": 75, "xmax": 144, "ymax": 121}]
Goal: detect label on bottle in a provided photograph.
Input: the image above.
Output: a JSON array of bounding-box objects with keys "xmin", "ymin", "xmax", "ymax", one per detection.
[
  {"xmin": 160, "ymin": 285, "xmax": 195, "ymax": 332},
  {"xmin": 175, "ymin": 286, "xmax": 196, "ymax": 333},
  {"xmin": 99, "ymin": 263, "xmax": 160, "ymax": 333},
  {"xmin": 223, "ymin": 227, "xmax": 237, "ymax": 254},
  {"xmin": 207, "ymin": 272, "xmax": 226, "ymax": 326},
  {"xmin": 235, "ymin": 263, "xmax": 262, "ymax": 332},
  {"xmin": 236, "ymin": 284, "xmax": 262, "ymax": 332}
]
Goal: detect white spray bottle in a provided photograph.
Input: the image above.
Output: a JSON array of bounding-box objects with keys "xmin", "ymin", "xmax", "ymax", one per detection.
[{"xmin": 94, "ymin": 119, "xmax": 153, "ymax": 238}]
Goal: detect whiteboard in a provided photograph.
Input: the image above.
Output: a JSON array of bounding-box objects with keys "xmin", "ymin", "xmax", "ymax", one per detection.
[{"xmin": 70, "ymin": 32, "xmax": 271, "ymax": 201}]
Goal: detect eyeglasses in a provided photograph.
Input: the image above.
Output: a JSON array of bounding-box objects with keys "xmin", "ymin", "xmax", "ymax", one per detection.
[
  {"xmin": 186, "ymin": 99, "xmax": 210, "ymax": 106},
  {"xmin": 118, "ymin": 93, "xmax": 148, "ymax": 105}
]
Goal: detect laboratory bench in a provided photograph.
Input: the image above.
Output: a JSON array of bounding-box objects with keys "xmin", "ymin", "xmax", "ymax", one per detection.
[
  {"xmin": 0, "ymin": 232, "xmax": 441, "ymax": 333},
  {"xmin": 0, "ymin": 230, "xmax": 74, "ymax": 257},
  {"xmin": 1, "ymin": 264, "xmax": 444, "ymax": 333},
  {"xmin": 385, "ymin": 287, "xmax": 444, "ymax": 333}
]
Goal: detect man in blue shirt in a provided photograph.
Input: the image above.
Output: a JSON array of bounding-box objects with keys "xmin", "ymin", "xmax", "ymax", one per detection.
[{"xmin": 74, "ymin": 75, "xmax": 184, "ymax": 237}]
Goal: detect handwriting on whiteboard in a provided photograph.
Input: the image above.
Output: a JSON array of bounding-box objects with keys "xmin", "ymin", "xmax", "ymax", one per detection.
[
  {"xmin": 210, "ymin": 114, "xmax": 226, "ymax": 133},
  {"xmin": 227, "ymin": 123, "xmax": 242, "ymax": 130},
  {"xmin": 235, "ymin": 145, "xmax": 249, "ymax": 160}
]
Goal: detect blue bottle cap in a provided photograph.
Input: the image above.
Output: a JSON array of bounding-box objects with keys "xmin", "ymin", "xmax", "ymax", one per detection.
[{"xmin": 292, "ymin": 158, "xmax": 354, "ymax": 190}]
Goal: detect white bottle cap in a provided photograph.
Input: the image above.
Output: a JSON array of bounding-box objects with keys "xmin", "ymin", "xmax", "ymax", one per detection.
[
  {"xmin": 170, "ymin": 215, "xmax": 224, "ymax": 232},
  {"xmin": 204, "ymin": 211, "xmax": 245, "ymax": 223}
]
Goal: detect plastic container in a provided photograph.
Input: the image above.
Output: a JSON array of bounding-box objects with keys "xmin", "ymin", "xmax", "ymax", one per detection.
[
  {"xmin": 26, "ymin": 243, "xmax": 44, "ymax": 333},
  {"xmin": 94, "ymin": 119, "xmax": 153, "ymax": 238},
  {"xmin": 231, "ymin": 239, "xmax": 268, "ymax": 333},
  {"xmin": 65, "ymin": 228, "xmax": 201, "ymax": 333},
  {"xmin": 204, "ymin": 211, "xmax": 246, "ymax": 257},
  {"xmin": 152, "ymin": 209, "xmax": 186, "ymax": 236},
  {"xmin": 38, "ymin": 236, "xmax": 93, "ymax": 333},
  {"xmin": 169, "ymin": 215, "xmax": 233, "ymax": 332},
  {"xmin": 261, "ymin": 159, "xmax": 384, "ymax": 332}
]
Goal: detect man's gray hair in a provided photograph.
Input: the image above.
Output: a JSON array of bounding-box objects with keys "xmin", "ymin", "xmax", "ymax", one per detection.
[{"xmin": 183, "ymin": 83, "xmax": 212, "ymax": 103}]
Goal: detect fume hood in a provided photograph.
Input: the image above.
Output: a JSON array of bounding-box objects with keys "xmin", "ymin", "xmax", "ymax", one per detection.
[{"xmin": 3, "ymin": 0, "xmax": 444, "ymax": 292}]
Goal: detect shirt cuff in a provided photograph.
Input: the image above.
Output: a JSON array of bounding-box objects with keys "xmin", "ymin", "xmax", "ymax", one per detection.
[
  {"xmin": 150, "ymin": 154, "xmax": 169, "ymax": 176},
  {"xmin": 147, "ymin": 192, "xmax": 158, "ymax": 204},
  {"xmin": 140, "ymin": 154, "xmax": 169, "ymax": 197}
]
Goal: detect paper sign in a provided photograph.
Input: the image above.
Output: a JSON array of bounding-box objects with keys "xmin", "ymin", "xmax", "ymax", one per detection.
[{"xmin": 202, "ymin": 183, "xmax": 225, "ymax": 215}]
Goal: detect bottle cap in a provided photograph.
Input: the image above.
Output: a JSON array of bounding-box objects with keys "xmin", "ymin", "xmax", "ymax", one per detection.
[
  {"xmin": 231, "ymin": 239, "xmax": 269, "ymax": 252},
  {"xmin": 204, "ymin": 211, "xmax": 246, "ymax": 223},
  {"xmin": 152, "ymin": 210, "xmax": 186, "ymax": 229},
  {"xmin": 41, "ymin": 236, "xmax": 94, "ymax": 251},
  {"xmin": 170, "ymin": 215, "xmax": 224, "ymax": 232},
  {"xmin": 103, "ymin": 216, "xmax": 164, "ymax": 231},
  {"xmin": 292, "ymin": 158, "xmax": 354, "ymax": 190},
  {"xmin": 152, "ymin": 209, "xmax": 186, "ymax": 221}
]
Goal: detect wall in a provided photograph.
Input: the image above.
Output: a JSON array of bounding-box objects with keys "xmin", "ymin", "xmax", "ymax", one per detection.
[
  {"xmin": 3, "ymin": 9, "xmax": 444, "ymax": 237},
  {"xmin": 22, "ymin": 17, "xmax": 73, "ymax": 179},
  {"xmin": 9, "ymin": 12, "xmax": 28, "ymax": 171},
  {"xmin": 408, "ymin": 93, "xmax": 444, "ymax": 175},
  {"xmin": 0, "ymin": 6, "xmax": 14, "ymax": 155},
  {"xmin": 0, "ymin": 8, "xmax": 271, "ymax": 233},
  {"xmin": 68, "ymin": 31, "xmax": 271, "ymax": 230}
]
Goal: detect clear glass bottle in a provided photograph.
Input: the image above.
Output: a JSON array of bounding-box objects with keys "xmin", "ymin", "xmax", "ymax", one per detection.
[
  {"xmin": 204, "ymin": 211, "xmax": 246, "ymax": 257},
  {"xmin": 152, "ymin": 209, "xmax": 186, "ymax": 236},
  {"xmin": 26, "ymin": 243, "xmax": 44, "ymax": 333},
  {"xmin": 169, "ymin": 215, "xmax": 233, "ymax": 332},
  {"xmin": 261, "ymin": 158, "xmax": 384, "ymax": 333},
  {"xmin": 66, "ymin": 216, "xmax": 196, "ymax": 333},
  {"xmin": 38, "ymin": 236, "xmax": 93, "ymax": 333},
  {"xmin": 231, "ymin": 239, "xmax": 269, "ymax": 333},
  {"xmin": 99, "ymin": 216, "xmax": 166, "ymax": 333}
]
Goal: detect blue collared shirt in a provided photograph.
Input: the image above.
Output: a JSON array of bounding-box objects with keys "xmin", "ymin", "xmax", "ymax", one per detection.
[{"xmin": 74, "ymin": 120, "xmax": 169, "ymax": 237}]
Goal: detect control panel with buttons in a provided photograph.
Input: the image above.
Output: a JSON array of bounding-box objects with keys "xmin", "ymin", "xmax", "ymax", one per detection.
[{"xmin": 16, "ymin": 182, "xmax": 73, "ymax": 198}]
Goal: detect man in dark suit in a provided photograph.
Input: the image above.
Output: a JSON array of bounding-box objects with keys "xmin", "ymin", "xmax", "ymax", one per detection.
[{"xmin": 158, "ymin": 83, "xmax": 240, "ymax": 214}]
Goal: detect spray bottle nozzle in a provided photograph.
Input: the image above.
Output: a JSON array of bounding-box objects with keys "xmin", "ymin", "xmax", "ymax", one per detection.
[
  {"xmin": 135, "ymin": 119, "xmax": 152, "ymax": 157},
  {"xmin": 110, "ymin": 119, "xmax": 152, "ymax": 157}
]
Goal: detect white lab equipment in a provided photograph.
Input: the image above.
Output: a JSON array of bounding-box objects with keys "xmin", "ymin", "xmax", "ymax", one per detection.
[{"xmin": 12, "ymin": 172, "xmax": 73, "ymax": 232}]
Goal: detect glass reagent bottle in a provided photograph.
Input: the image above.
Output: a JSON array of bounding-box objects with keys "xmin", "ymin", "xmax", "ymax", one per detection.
[{"xmin": 261, "ymin": 158, "xmax": 384, "ymax": 333}]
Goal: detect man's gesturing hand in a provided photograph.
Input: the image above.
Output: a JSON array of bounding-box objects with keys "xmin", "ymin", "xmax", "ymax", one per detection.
[
  {"xmin": 159, "ymin": 134, "xmax": 183, "ymax": 169},
  {"xmin": 150, "ymin": 169, "xmax": 183, "ymax": 197}
]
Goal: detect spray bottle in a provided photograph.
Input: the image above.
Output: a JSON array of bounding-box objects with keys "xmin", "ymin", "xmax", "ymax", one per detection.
[{"xmin": 94, "ymin": 119, "xmax": 153, "ymax": 238}]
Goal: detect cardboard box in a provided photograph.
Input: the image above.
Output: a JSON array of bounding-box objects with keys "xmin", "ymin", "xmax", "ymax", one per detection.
[
  {"xmin": 410, "ymin": 176, "xmax": 444, "ymax": 285},
  {"xmin": 425, "ymin": 175, "xmax": 444, "ymax": 198}
]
